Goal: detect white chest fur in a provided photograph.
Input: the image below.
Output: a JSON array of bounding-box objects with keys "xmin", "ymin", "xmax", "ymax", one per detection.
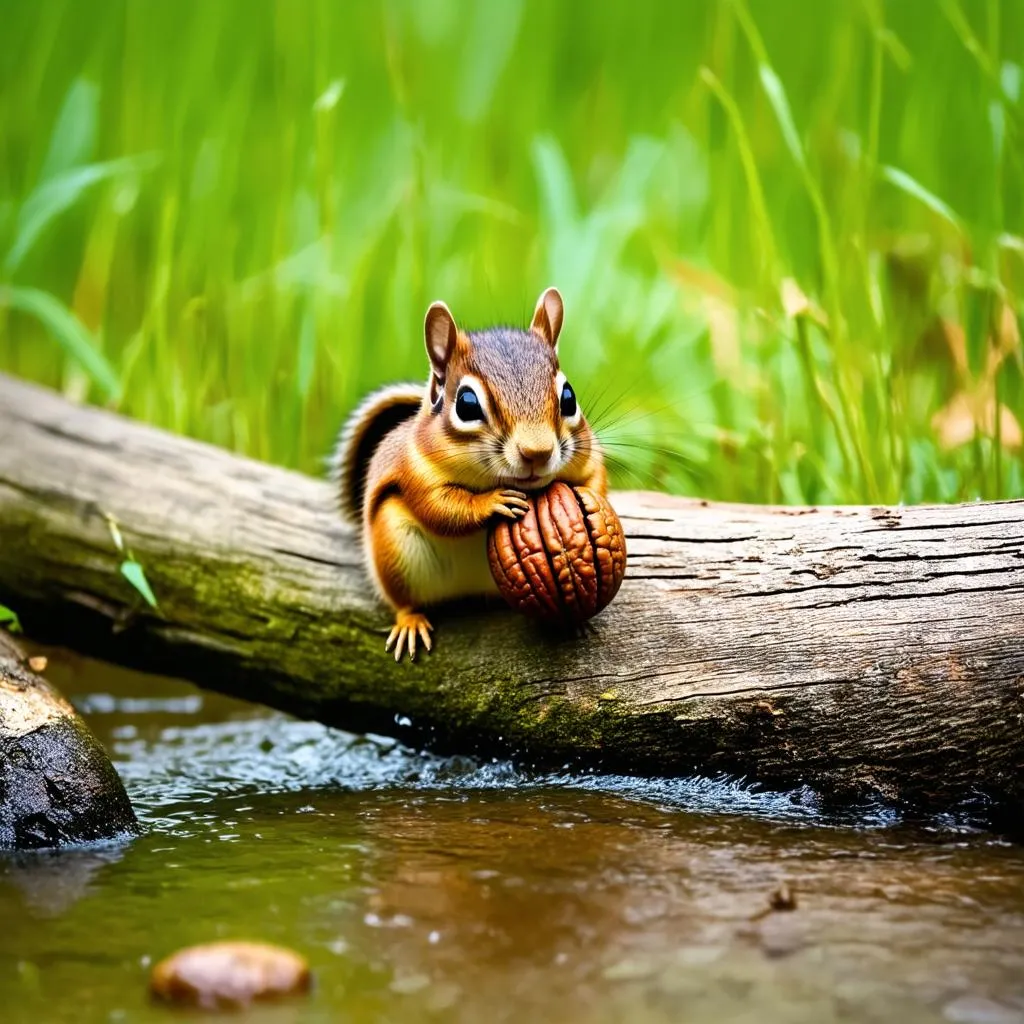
[{"xmin": 366, "ymin": 501, "xmax": 498, "ymax": 606}]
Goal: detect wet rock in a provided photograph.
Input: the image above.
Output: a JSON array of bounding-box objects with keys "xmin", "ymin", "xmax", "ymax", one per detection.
[
  {"xmin": 149, "ymin": 941, "xmax": 312, "ymax": 1010},
  {"xmin": 0, "ymin": 634, "xmax": 138, "ymax": 849}
]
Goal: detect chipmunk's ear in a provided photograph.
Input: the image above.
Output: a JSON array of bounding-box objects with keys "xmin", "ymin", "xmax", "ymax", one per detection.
[
  {"xmin": 530, "ymin": 286, "xmax": 564, "ymax": 350},
  {"xmin": 424, "ymin": 301, "xmax": 458, "ymax": 377}
]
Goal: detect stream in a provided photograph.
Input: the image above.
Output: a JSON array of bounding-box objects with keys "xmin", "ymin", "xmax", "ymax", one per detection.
[{"xmin": 2, "ymin": 647, "xmax": 1023, "ymax": 1024}]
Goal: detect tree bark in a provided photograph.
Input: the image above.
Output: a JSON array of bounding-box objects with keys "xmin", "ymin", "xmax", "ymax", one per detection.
[{"xmin": 0, "ymin": 372, "xmax": 1022, "ymax": 811}]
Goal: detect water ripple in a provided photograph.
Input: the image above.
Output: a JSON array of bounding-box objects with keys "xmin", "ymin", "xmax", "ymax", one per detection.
[{"xmin": 110, "ymin": 714, "xmax": 977, "ymax": 834}]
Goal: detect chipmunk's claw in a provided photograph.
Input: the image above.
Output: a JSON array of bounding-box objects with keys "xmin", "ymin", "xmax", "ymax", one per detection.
[
  {"xmin": 385, "ymin": 610, "xmax": 434, "ymax": 662},
  {"xmin": 488, "ymin": 488, "xmax": 530, "ymax": 520}
]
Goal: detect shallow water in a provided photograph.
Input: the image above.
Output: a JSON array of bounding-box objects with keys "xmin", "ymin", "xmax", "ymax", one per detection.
[{"xmin": 2, "ymin": 649, "xmax": 1023, "ymax": 1024}]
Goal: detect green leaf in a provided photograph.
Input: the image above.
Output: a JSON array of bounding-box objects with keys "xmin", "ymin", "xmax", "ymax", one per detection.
[
  {"xmin": 120, "ymin": 560, "xmax": 159, "ymax": 609},
  {"xmin": 531, "ymin": 136, "xmax": 579, "ymax": 232},
  {"xmin": 0, "ymin": 603, "xmax": 23, "ymax": 634},
  {"xmin": 880, "ymin": 165, "xmax": 961, "ymax": 231},
  {"xmin": 5, "ymin": 153, "xmax": 160, "ymax": 275},
  {"xmin": 0, "ymin": 285, "xmax": 122, "ymax": 401},
  {"xmin": 39, "ymin": 78, "xmax": 100, "ymax": 182},
  {"xmin": 759, "ymin": 65, "xmax": 807, "ymax": 172}
]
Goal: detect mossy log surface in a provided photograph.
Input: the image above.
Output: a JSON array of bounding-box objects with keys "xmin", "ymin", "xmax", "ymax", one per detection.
[{"xmin": 1, "ymin": 373, "xmax": 1022, "ymax": 810}]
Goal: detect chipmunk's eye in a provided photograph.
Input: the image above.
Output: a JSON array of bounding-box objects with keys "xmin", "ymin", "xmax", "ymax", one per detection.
[
  {"xmin": 559, "ymin": 381, "xmax": 578, "ymax": 419},
  {"xmin": 455, "ymin": 384, "xmax": 485, "ymax": 423}
]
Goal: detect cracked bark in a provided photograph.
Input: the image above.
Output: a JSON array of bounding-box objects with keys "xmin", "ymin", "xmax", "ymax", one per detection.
[{"xmin": 0, "ymin": 373, "xmax": 1022, "ymax": 812}]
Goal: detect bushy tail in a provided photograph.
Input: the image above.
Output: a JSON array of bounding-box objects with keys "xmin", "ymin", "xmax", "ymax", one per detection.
[{"xmin": 329, "ymin": 383, "xmax": 424, "ymax": 524}]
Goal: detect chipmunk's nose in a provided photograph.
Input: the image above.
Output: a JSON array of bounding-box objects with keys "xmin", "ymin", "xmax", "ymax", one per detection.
[{"xmin": 517, "ymin": 440, "xmax": 555, "ymax": 467}]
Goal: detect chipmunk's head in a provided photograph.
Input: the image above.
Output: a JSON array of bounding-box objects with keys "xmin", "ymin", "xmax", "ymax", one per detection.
[{"xmin": 422, "ymin": 287, "xmax": 594, "ymax": 490}]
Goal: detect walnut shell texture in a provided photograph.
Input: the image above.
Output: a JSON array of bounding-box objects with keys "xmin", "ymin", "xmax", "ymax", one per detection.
[{"xmin": 487, "ymin": 482, "xmax": 627, "ymax": 625}]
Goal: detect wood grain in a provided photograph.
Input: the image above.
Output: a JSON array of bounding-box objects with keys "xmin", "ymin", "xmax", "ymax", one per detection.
[{"xmin": 1, "ymin": 373, "xmax": 1022, "ymax": 810}]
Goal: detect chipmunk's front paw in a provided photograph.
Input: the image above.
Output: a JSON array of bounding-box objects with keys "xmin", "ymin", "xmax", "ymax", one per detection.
[
  {"xmin": 385, "ymin": 609, "xmax": 434, "ymax": 662},
  {"xmin": 483, "ymin": 488, "xmax": 530, "ymax": 520}
]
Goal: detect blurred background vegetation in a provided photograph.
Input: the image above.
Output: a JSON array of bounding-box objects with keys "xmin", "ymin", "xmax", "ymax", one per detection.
[{"xmin": 0, "ymin": 0, "xmax": 1021, "ymax": 504}]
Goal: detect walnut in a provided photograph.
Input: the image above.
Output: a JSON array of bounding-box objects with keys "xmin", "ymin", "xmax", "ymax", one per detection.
[{"xmin": 487, "ymin": 482, "xmax": 627, "ymax": 625}]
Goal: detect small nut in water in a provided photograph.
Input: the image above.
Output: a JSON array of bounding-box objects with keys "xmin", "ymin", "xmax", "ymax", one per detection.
[
  {"xmin": 487, "ymin": 482, "xmax": 627, "ymax": 625},
  {"xmin": 149, "ymin": 941, "xmax": 311, "ymax": 1010}
]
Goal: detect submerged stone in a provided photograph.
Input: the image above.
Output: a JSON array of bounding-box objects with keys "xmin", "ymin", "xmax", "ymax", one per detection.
[{"xmin": 149, "ymin": 941, "xmax": 312, "ymax": 1010}]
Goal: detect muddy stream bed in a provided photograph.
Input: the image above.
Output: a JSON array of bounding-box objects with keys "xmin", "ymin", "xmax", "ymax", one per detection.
[{"xmin": 1, "ymin": 647, "xmax": 1023, "ymax": 1024}]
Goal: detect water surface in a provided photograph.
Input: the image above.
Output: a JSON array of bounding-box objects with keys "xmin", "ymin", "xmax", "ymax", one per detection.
[{"xmin": 2, "ymin": 649, "xmax": 1023, "ymax": 1024}]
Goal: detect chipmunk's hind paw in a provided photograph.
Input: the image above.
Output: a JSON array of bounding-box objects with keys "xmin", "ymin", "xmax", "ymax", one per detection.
[{"xmin": 385, "ymin": 610, "xmax": 434, "ymax": 662}]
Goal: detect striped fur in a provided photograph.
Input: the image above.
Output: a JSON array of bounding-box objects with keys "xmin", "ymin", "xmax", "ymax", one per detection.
[{"xmin": 329, "ymin": 382, "xmax": 425, "ymax": 524}]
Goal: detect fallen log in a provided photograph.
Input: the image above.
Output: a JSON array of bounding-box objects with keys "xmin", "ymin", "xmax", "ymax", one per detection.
[{"xmin": 0, "ymin": 372, "xmax": 1022, "ymax": 811}]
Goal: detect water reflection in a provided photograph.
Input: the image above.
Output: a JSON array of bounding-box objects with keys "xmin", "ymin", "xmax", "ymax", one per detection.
[
  {"xmin": 345, "ymin": 791, "xmax": 1024, "ymax": 1024},
  {"xmin": 1, "ymin": 842, "xmax": 129, "ymax": 917}
]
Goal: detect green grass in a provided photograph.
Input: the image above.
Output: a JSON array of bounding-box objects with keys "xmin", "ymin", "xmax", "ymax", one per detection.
[{"xmin": 1, "ymin": 0, "xmax": 1022, "ymax": 505}]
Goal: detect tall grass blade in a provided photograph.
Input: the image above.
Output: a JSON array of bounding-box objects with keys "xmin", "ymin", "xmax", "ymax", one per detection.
[
  {"xmin": 1, "ymin": 285, "xmax": 121, "ymax": 400},
  {"xmin": 39, "ymin": 77, "xmax": 99, "ymax": 181},
  {"xmin": 1002, "ymin": 61, "xmax": 1021, "ymax": 103},
  {"xmin": 880, "ymin": 166, "xmax": 961, "ymax": 231},
  {"xmin": 458, "ymin": 0, "xmax": 524, "ymax": 122},
  {"xmin": 296, "ymin": 295, "xmax": 317, "ymax": 400},
  {"xmin": 699, "ymin": 67, "xmax": 780, "ymax": 287},
  {"xmin": 531, "ymin": 136, "xmax": 578, "ymax": 234},
  {"xmin": 758, "ymin": 66, "xmax": 807, "ymax": 172},
  {"xmin": 5, "ymin": 154, "xmax": 160, "ymax": 275}
]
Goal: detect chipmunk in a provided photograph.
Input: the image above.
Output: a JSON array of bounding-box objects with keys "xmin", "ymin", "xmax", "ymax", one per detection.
[{"xmin": 332, "ymin": 287, "xmax": 607, "ymax": 661}]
